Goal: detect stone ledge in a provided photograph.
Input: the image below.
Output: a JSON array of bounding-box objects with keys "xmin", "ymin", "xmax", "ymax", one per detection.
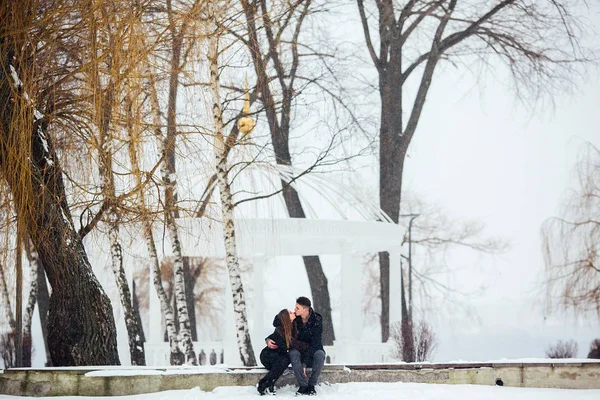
[{"xmin": 2, "ymin": 362, "xmax": 599, "ymax": 397}]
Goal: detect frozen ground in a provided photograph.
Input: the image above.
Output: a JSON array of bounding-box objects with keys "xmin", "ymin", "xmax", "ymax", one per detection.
[{"xmin": 1, "ymin": 382, "xmax": 599, "ymax": 400}]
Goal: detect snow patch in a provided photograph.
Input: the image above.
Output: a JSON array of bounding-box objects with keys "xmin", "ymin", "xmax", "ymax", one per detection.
[
  {"xmin": 85, "ymin": 369, "xmax": 164, "ymax": 377},
  {"xmin": 5, "ymin": 382, "xmax": 598, "ymax": 399},
  {"xmin": 9, "ymin": 65, "xmax": 22, "ymax": 87},
  {"xmin": 37, "ymin": 127, "xmax": 49, "ymax": 153}
]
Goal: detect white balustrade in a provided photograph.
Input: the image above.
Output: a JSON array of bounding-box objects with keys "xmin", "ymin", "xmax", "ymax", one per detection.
[{"xmin": 145, "ymin": 341, "xmax": 226, "ymax": 366}]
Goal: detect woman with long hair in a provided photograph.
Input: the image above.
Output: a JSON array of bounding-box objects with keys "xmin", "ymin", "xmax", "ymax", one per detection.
[{"xmin": 257, "ymin": 308, "xmax": 306, "ymax": 395}]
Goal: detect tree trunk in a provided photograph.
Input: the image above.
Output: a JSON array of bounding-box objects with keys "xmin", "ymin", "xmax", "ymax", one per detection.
[
  {"xmin": 131, "ymin": 280, "xmax": 146, "ymax": 344},
  {"xmin": 147, "ymin": 221, "xmax": 185, "ymax": 365},
  {"xmin": 378, "ymin": 69, "xmax": 406, "ymax": 341},
  {"xmin": 106, "ymin": 209, "xmax": 146, "ymax": 365},
  {"xmin": 22, "ymin": 241, "xmax": 39, "ymax": 367},
  {"xmin": 0, "ymin": 53, "xmax": 120, "ymax": 366},
  {"xmin": 209, "ymin": 23, "xmax": 256, "ymax": 366},
  {"xmin": 162, "ymin": 178, "xmax": 197, "ymax": 365},
  {"xmin": 183, "ymin": 258, "xmax": 198, "ymax": 341}
]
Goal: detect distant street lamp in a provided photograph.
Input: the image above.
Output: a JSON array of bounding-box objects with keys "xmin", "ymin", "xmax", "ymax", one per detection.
[{"xmin": 400, "ymin": 213, "xmax": 420, "ymax": 322}]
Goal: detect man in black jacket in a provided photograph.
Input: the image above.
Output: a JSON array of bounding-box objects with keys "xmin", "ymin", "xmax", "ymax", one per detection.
[
  {"xmin": 265, "ymin": 297, "xmax": 326, "ymax": 395},
  {"xmin": 290, "ymin": 296, "xmax": 325, "ymax": 395}
]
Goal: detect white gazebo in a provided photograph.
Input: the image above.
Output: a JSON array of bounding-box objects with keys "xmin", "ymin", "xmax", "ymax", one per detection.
[{"xmin": 143, "ymin": 165, "xmax": 406, "ymax": 366}]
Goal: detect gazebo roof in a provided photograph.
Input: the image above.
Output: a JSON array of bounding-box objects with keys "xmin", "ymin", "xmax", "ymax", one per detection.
[
  {"xmin": 176, "ymin": 164, "xmax": 403, "ymax": 258},
  {"xmin": 176, "ymin": 218, "xmax": 404, "ymax": 258}
]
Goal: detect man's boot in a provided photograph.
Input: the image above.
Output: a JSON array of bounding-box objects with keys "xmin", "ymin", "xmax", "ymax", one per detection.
[{"xmin": 296, "ymin": 386, "xmax": 309, "ymax": 396}]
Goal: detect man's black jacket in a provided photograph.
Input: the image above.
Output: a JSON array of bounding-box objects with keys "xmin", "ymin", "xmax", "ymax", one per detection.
[{"xmin": 293, "ymin": 308, "xmax": 324, "ymax": 365}]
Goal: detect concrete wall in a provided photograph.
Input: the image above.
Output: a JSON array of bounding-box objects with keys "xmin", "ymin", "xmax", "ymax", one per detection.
[{"xmin": 1, "ymin": 362, "xmax": 599, "ymax": 397}]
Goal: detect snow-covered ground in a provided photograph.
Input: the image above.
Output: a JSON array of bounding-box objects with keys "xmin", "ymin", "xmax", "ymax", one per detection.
[{"xmin": 1, "ymin": 382, "xmax": 599, "ymax": 400}]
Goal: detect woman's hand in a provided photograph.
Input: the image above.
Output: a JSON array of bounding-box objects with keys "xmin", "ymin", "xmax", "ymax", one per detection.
[{"xmin": 266, "ymin": 339, "xmax": 278, "ymax": 350}]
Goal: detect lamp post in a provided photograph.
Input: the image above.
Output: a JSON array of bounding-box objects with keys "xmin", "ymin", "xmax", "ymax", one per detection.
[{"xmin": 400, "ymin": 213, "xmax": 419, "ymax": 322}]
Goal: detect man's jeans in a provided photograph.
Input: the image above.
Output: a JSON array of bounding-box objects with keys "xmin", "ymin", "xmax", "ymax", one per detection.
[{"xmin": 289, "ymin": 349, "xmax": 326, "ymax": 387}]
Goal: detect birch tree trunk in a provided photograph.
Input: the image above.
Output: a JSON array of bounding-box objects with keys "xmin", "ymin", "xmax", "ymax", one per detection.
[
  {"xmin": 126, "ymin": 94, "xmax": 184, "ymax": 365},
  {"xmin": 0, "ymin": 263, "xmax": 15, "ymax": 329},
  {"xmin": 22, "ymin": 240, "xmax": 39, "ymax": 367},
  {"xmin": 208, "ymin": 20, "xmax": 256, "ymax": 366},
  {"xmin": 162, "ymin": 190, "xmax": 197, "ymax": 365}
]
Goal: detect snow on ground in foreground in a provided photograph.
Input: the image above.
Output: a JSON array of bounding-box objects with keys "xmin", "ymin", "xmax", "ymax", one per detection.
[{"xmin": 1, "ymin": 382, "xmax": 599, "ymax": 400}]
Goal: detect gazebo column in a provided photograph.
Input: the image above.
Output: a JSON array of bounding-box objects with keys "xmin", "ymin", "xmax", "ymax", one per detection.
[
  {"xmin": 338, "ymin": 242, "xmax": 362, "ymax": 363},
  {"xmin": 388, "ymin": 248, "xmax": 402, "ymax": 332},
  {"xmin": 250, "ymin": 253, "xmax": 266, "ymax": 364}
]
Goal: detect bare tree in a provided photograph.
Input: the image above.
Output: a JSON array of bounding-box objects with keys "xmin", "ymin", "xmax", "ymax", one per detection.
[
  {"xmin": 361, "ymin": 190, "xmax": 507, "ymax": 343},
  {"xmin": 390, "ymin": 319, "xmax": 437, "ymax": 362},
  {"xmin": 545, "ymin": 339, "xmax": 578, "ymax": 358},
  {"xmin": 542, "ymin": 142, "xmax": 600, "ymax": 319},
  {"xmin": 588, "ymin": 338, "xmax": 600, "ymax": 359},
  {"xmin": 357, "ymin": 0, "xmax": 591, "ymax": 342},
  {"xmin": 239, "ymin": 0, "xmax": 337, "ymax": 345},
  {"xmin": 414, "ymin": 320, "xmax": 437, "ymax": 362},
  {"xmin": 0, "ymin": 1, "xmax": 120, "ymax": 366}
]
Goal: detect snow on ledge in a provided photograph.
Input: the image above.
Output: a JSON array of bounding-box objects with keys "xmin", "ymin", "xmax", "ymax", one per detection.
[
  {"xmin": 82, "ymin": 365, "xmax": 267, "ymax": 377},
  {"xmin": 85, "ymin": 370, "xmax": 164, "ymax": 377},
  {"xmin": 441, "ymin": 358, "xmax": 600, "ymax": 364}
]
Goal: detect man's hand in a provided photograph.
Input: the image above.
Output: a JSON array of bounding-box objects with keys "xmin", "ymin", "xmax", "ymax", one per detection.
[{"xmin": 266, "ymin": 339, "xmax": 278, "ymax": 350}]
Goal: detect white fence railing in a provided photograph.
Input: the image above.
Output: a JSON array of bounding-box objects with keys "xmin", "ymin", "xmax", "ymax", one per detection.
[{"xmin": 145, "ymin": 341, "xmax": 225, "ymax": 366}]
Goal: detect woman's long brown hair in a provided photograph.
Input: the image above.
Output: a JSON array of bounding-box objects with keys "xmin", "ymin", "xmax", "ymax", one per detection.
[{"xmin": 278, "ymin": 309, "xmax": 297, "ymax": 348}]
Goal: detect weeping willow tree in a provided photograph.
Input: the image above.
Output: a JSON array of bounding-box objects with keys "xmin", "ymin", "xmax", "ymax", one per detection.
[
  {"xmin": 542, "ymin": 142, "xmax": 600, "ymax": 319},
  {"xmin": 0, "ymin": 0, "xmax": 120, "ymax": 365}
]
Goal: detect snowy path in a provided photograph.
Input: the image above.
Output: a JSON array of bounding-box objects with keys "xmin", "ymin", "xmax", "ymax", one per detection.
[{"xmin": 1, "ymin": 382, "xmax": 599, "ymax": 400}]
